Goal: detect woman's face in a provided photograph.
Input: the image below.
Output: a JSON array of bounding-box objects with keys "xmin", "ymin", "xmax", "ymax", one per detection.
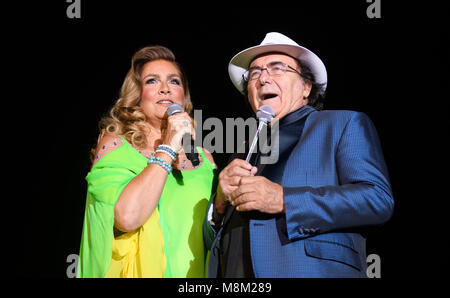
[{"xmin": 139, "ymin": 59, "xmax": 185, "ymax": 123}]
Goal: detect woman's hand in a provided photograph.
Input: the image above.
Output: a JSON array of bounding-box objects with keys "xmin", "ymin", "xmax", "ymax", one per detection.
[{"xmin": 161, "ymin": 112, "xmax": 195, "ymax": 153}]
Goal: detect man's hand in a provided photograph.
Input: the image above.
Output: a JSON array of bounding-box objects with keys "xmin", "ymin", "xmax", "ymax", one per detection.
[
  {"xmin": 229, "ymin": 176, "xmax": 285, "ymax": 214},
  {"xmin": 215, "ymin": 159, "xmax": 257, "ymax": 214}
]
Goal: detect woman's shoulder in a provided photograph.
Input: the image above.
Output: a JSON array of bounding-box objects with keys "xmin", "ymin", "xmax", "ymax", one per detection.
[{"xmin": 92, "ymin": 134, "xmax": 125, "ymax": 167}]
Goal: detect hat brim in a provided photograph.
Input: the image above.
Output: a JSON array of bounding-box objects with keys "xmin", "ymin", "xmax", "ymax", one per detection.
[{"xmin": 228, "ymin": 44, "xmax": 327, "ymax": 94}]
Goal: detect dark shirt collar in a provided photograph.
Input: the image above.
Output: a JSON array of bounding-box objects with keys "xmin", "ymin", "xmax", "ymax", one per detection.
[{"xmin": 279, "ymin": 105, "xmax": 316, "ymax": 127}]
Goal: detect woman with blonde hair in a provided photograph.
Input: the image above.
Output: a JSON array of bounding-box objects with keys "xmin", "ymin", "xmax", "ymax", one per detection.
[{"xmin": 78, "ymin": 45, "xmax": 217, "ymax": 278}]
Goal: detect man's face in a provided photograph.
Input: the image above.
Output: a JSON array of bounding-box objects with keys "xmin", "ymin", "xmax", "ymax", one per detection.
[{"xmin": 247, "ymin": 54, "xmax": 312, "ymax": 120}]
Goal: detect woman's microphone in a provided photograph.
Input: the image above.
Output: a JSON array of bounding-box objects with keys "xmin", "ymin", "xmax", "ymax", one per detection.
[{"xmin": 166, "ymin": 103, "xmax": 200, "ymax": 166}]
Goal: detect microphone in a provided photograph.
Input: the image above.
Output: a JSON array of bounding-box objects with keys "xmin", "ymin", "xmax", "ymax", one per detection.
[
  {"xmin": 166, "ymin": 103, "xmax": 200, "ymax": 167},
  {"xmin": 245, "ymin": 105, "xmax": 275, "ymax": 163}
]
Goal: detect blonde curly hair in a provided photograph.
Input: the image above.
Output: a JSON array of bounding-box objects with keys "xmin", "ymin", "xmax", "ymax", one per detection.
[{"xmin": 91, "ymin": 45, "xmax": 192, "ymax": 162}]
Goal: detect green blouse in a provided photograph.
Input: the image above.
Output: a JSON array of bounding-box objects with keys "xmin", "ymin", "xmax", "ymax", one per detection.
[
  {"xmin": 158, "ymin": 146, "xmax": 217, "ymax": 277},
  {"xmin": 78, "ymin": 136, "xmax": 217, "ymax": 277}
]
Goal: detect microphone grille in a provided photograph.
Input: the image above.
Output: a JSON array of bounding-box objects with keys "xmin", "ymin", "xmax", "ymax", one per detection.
[
  {"xmin": 256, "ymin": 105, "xmax": 275, "ymax": 123},
  {"xmin": 166, "ymin": 103, "xmax": 184, "ymax": 116}
]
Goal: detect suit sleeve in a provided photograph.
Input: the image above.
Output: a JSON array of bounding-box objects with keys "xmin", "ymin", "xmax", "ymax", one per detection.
[{"xmin": 283, "ymin": 112, "xmax": 394, "ymax": 240}]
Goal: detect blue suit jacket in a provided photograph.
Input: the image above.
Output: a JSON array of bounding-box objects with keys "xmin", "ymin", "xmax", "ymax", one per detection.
[{"xmin": 204, "ymin": 109, "xmax": 394, "ymax": 278}]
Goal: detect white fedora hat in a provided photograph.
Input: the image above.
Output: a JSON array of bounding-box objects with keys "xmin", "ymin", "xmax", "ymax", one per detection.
[{"xmin": 228, "ymin": 32, "xmax": 327, "ymax": 94}]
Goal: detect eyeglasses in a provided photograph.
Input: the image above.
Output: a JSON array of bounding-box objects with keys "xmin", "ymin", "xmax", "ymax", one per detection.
[{"xmin": 242, "ymin": 61, "xmax": 302, "ymax": 82}]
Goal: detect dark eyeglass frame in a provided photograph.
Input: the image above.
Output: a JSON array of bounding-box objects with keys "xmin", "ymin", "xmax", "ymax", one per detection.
[{"xmin": 242, "ymin": 61, "xmax": 303, "ymax": 82}]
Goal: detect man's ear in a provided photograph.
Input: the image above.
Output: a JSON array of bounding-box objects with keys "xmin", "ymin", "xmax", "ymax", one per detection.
[{"xmin": 302, "ymin": 81, "xmax": 312, "ymax": 99}]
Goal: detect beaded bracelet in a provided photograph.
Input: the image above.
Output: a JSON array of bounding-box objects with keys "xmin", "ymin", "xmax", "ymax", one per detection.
[
  {"xmin": 148, "ymin": 156, "xmax": 172, "ymax": 173},
  {"xmin": 156, "ymin": 145, "xmax": 178, "ymax": 160},
  {"xmin": 155, "ymin": 149, "xmax": 176, "ymax": 161}
]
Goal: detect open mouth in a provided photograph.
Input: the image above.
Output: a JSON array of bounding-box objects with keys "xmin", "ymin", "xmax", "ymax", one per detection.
[{"xmin": 262, "ymin": 93, "xmax": 278, "ymax": 101}]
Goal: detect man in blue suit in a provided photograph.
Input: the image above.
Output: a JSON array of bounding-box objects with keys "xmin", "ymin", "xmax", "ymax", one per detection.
[{"xmin": 204, "ymin": 32, "xmax": 394, "ymax": 278}]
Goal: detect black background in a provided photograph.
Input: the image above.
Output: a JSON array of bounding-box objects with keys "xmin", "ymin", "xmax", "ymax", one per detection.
[{"xmin": 6, "ymin": 1, "xmax": 447, "ymax": 279}]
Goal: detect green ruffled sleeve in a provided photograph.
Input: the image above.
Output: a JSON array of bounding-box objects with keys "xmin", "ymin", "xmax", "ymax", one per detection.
[{"xmin": 77, "ymin": 144, "xmax": 144, "ymax": 277}]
